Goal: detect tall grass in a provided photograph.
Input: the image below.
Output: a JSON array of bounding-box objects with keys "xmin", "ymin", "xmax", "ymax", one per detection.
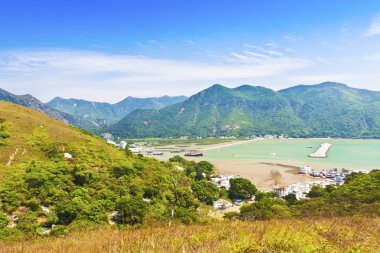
[{"xmin": 1, "ymin": 217, "xmax": 379, "ymax": 253}]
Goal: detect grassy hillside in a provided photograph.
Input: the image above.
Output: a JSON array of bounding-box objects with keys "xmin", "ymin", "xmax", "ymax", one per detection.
[
  {"xmin": 0, "ymin": 102, "xmax": 206, "ymax": 240},
  {"xmin": 1, "ymin": 217, "xmax": 379, "ymax": 252},
  {"xmin": 0, "ymin": 101, "xmax": 122, "ymax": 168},
  {"xmin": 108, "ymin": 82, "xmax": 380, "ymax": 138},
  {"xmin": 0, "ymin": 89, "xmax": 96, "ymax": 132}
]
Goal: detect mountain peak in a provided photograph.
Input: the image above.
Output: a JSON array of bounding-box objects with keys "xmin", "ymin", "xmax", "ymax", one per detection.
[{"xmin": 315, "ymin": 82, "xmax": 348, "ymax": 88}]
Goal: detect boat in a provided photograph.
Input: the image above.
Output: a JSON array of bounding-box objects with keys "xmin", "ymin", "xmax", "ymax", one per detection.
[
  {"xmin": 153, "ymin": 152, "xmax": 164, "ymax": 156},
  {"xmin": 184, "ymin": 152, "xmax": 203, "ymax": 157},
  {"xmin": 306, "ymin": 146, "xmax": 314, "ymax": 149}
]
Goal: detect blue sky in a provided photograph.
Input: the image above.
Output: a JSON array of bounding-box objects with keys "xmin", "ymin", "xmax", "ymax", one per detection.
[{"xmin": 1, "ymin": 1, "xmax": 380, "ymax": 102}]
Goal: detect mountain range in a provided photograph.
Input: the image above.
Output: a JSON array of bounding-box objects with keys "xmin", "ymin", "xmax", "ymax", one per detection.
[
  {"xmin": 108, "ymin": 82, "xmax": 380, "ymax": 138},
  {"xmin": 0, "ymin": 88, "xmax": 96, "ymax": 131},
  {"xmin": 47, "ymin": 95, "xmax": 187, "ymax": 125},
  {"xmin": 0, "ymin": 88, "xmax": 186, "ymax": 132}
]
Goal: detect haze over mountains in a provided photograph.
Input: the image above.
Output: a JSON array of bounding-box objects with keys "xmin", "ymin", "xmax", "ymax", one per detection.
[
  {"xmin": 47, "ymin": 95, "xmax": 187, "ymax": 125},
  {"xmin": 108, "ymin": 82, "xmax": 380, "ymax": 139}
]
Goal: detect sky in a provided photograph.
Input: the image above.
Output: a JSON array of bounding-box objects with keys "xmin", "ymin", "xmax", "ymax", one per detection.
[{"xmin": 1, "ymin": 0, "xmax": 380, "ymax": 102}]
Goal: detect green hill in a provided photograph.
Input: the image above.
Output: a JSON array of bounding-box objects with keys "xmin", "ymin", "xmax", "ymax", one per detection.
[
  {"xmin": 0, "ymin": 102, "xmax": 203, "ymax": 239},
  {"xmin": 108, "ymin": 82, "xmax": 380, "ymax": 138},
  {"xmin": 47, "ymin": 95, "xmax": 187, "ymax": 126}
]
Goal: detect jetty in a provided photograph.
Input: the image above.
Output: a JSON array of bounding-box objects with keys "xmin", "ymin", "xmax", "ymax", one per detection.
[{"xmin": 308, "ymin": 143, "xmax": 332, "ymax": 158}]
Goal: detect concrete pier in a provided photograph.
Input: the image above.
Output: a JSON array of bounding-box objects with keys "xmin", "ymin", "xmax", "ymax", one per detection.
[{"xmin": 308, "ymin": 143, "xmax": 332, "ymax": 158}]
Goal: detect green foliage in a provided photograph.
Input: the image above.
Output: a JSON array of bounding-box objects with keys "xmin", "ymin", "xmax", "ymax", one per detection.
[
  {"xmin": 0, "ymin": 213, "xmax": 9, "ymax": 229},
  {"xmin": 240, "ymin": 196, "xmax": 292, "ymax": 220},
  {"xmin": 115, "ymin": 196, "xmax": 149, "ymax": 225},
  {"xmin": 194, "ymin": 161, "xmax": 214, "ymax": 180},
  {"xmin": 283, "ymin": 193, "xmax": 298, "ymax": 205},
  {"xmin": 295, "ymin": 170, "xmax": 380, "ymax": 217},
  {"xmin": 223, "ymin": 211, "xmax": 239, "ymax": 220},
  {"xmin": 229, "ymin": 178, "xmax": 258, "ymax": 200},
  {"xmin": 0, "ymin": 120, "xmax": 11, "ymax": 146},
  {"xmin": 307, "ymin": 186, "xmax": 327, "ymax": 198},
  {"xmin": 192, "ymin": 180, "xmax": 219, "ymax": 205}
]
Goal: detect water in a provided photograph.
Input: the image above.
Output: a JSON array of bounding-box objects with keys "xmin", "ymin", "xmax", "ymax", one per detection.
[{"xmin": 204, "ymin": 139, "xmax": 380, "ymax": 170}]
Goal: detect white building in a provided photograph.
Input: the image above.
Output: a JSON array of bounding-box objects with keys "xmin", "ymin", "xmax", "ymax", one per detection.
[
  {"xmin": 119, "ymin": 141, "xmax": 127, "ymax": 149},
  {"xmin": 299, "ymin": 166, "xmax": 313, "ymax": 174},
  {"xmin": 213, "ymin": 199, "xmax": 233, "ymax": 209}
]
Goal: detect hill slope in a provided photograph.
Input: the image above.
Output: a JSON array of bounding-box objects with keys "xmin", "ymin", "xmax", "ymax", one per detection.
[
  {"xmin": 108, "ymin": 82, "xmax": 380, "ymax": 138},
  {"xmin": 0, "ymin": 89, "xmax": 96, "ymax": 131},
  {"xmin": 279, "ymin": 82, "xmax": 380, "ymax": 138},
  {"xmin": 47, "ymin": 95, "xmax": 187, "ymax": 125},
  {"xmin": 0, "ymin": 102, "xmax": 200, "ymax": 239}
]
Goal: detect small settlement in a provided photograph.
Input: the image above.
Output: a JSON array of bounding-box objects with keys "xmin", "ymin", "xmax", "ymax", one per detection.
[{"xmin": 273, "ymin": 166, "xmax": 370, "ymax": 200}]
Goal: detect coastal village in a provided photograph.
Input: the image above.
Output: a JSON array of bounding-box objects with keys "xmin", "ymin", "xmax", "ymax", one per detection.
[{"xmin": 103, "ymin": 135, "xmax": 371, "ymax": 212}]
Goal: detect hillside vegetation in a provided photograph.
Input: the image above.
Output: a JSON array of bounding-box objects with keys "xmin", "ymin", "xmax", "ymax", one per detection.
[
  {"xmin": 109, "ymin": 82, "xmax": 380, "ymax": 138},
  {"xmin": 0, "ymin": 102, "xmax": 209, "ymax": 240},
  {"xmin": 1, "ymin": 217, "xmax": 379, "ymax": 253}
]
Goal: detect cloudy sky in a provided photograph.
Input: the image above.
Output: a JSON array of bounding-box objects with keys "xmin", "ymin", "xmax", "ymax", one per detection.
[{"xmin": 1, "ymin": 1, "xmax": 380, "ymax": 102}]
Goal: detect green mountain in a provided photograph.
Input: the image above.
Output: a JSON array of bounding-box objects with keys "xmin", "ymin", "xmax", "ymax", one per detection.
[
  {"xmin": 47, "ymin": 95, "xmax": 187, "ymax": 125},
  {"xmin": 0, "ymin": 88, "xmax": 97, "ymax": 131},
  {"xmin": 108, "ymin": 82, "xmax": 380, "ymax": 138}
]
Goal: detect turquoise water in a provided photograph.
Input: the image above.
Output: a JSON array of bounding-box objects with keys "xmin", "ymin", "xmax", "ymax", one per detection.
[{"xmin": 204, "ymin": 139, "xmax": 380, "ymax": 170}]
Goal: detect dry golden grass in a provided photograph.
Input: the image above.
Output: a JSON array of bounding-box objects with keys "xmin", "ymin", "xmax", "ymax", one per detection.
[{"xmin": 1, "ymin": 217, "xmax": 379, "ymax": 253}]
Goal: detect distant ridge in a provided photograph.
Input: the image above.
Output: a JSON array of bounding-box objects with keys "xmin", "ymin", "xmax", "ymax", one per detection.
[
  {"xmin": 108, "ymin": 82, "xmax": 380, "ymax": 138},
  {"xmin": 47, "ymin": 95, "xmax": 187, "ymax": 125},
  {"xmin": 0, "ymin": 88, "xmax": 95, "ymax": 130}
]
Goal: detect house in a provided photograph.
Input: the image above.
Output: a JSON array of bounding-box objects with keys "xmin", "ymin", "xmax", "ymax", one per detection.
[
  {"xmin": 210, "ymin": 175, "xmax": 236, "ymax": 190},
  {"xmin": 213, "ymin": 199, "xmax": 233, "ymax": 209},
  {"xmin": 299, "ymin": 166, "xmax": 313, "ymax": 174},
  {"xmin": 119, "ymin": 141, "xmax": 127, "ymax": 149}
]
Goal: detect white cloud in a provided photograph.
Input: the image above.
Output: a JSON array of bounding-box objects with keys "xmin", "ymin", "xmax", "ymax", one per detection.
[
  {"xmin": 0, "ymin": 49, "xmax": 308, "ymax": 102},
  {"xmin": 365, "ymin": 15, "xmax": 380, "ymax": 37}
]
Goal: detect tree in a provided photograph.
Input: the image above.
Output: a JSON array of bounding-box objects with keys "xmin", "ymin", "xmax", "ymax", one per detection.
[
  {"xmin": 284, "ymin": 193, "xmax": 298, "ymax": 205},
  {"xmin": 307, "ymin": 186, "xmax": 327, "ymax": 198},
  {"xmin": 125, "ymin": 144, "xmax": 133, "ymax": 157},
  {"xmin": 194, "ymin": 161, "xmax": 214, "ymax": 180},
  {"xmin": 192, "ymin": 180, "xmax": 219, "ymax": 204},
  {"xmin": 115, "ymin": 196, "xmax": 148, "ymax": 225},
  {"xmin": 229, "ymin": 178, "xmax": 257, "ymax": 200}
]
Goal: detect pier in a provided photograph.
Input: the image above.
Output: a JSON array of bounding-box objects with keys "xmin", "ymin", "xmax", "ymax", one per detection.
[{"xmin": 308, "ymin": 143, "xmax": 332, "ymax": 158}]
